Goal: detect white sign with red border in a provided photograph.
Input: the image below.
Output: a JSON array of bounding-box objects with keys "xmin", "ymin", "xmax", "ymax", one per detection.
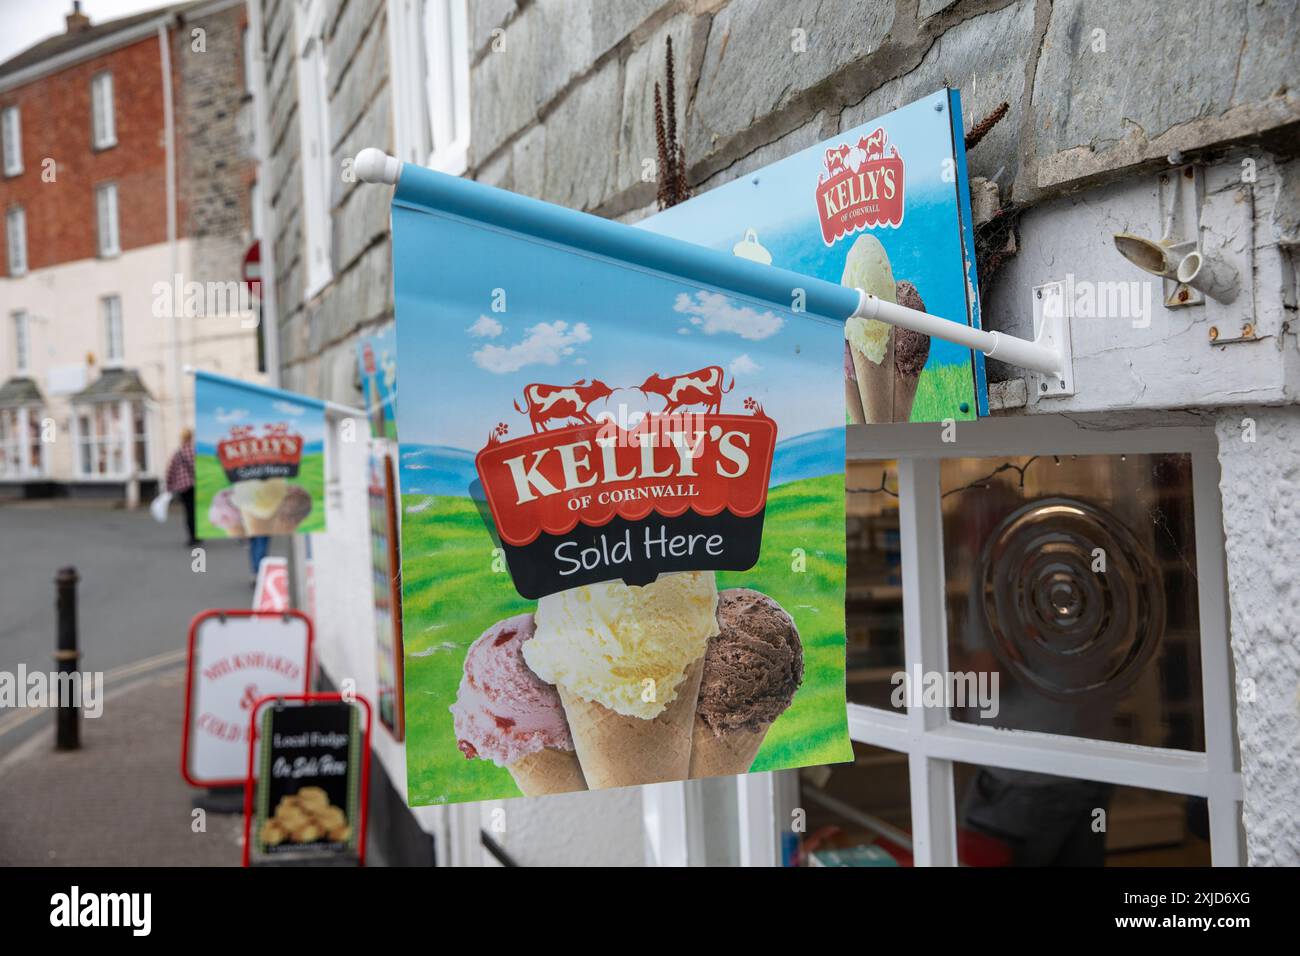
[
  {"xmin": 253, "ymin": 557, "xmax": 290, "ymax": 612},
  {"xmin": 182, "ymin": 610, "xmax": 314, "ymax": 788}
]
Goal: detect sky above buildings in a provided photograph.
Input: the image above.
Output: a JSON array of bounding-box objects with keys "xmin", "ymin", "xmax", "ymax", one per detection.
[{"xmin": 0, "ymin": 0, "xmax": 170, "ymax": 66}]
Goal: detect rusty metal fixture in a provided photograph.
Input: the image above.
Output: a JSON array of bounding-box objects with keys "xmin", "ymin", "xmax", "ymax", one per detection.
[
  {"xmin": 1209, "ymin": 326, "xmax": 1219, "ymax": 342},
  {"xmin": 965, "ymin": 101, "xmax": 1009, "ymax": 151},
  {"xmin": 1242, "ymin": 323, "xmax": 1255, "ymax": 339}
]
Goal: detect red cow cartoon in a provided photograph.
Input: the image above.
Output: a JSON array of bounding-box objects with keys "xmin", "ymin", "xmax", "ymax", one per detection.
[
  {"xmin": 638, "ymin": 366, "xmax": 734, "ymax": 415},
  {"xmin": 513, "ymin": 379, "xmax": 613, "ymax": 433},
  {"xmin": 824, "ymin": 144, "xmax": 851, "ymax": 178},
  {"xmin": 861, "ymin": 128, "xmax": 888, "ymax": 159}
]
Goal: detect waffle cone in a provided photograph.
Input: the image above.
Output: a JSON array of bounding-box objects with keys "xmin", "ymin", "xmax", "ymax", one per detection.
[
  {"xmin": 557, "ymin": 657, "xmax": 704, "ymax": 790},
  {"xmin": 688, "ymin": 717, "xmax": 770, "ymax": 779},
  {"xmin": 850, "ymin": 332, "xmax": 895, "ymax": 423},
  {"xmin": 844, "ymin": 379, "xmax": 865, "ymax": 424},
  {"xmin": 893, "ymin": 371, "xmax": 921, "ymax": 423},
  {"xmin": 507, "ymin": 746, "xmax": 588, "ymax": 797},
  {"xmin": 241, "ymin": 511, "xmax": 277, "ymax": 534}
]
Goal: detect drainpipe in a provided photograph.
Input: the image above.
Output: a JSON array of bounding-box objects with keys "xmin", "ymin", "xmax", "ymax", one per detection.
[
  {"xmin": 159, "ymin": 24, "xmax": 181, "ymax": 444},
  {"xmin": 247, "ymin": 0, "xmax": 281, "ymax": 388}
]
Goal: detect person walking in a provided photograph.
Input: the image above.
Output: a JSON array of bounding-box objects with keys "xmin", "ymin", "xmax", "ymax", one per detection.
[
  {"xmin": 166, "ymin": 429, "xmax": 197, "ymax": 546},
  {"xmin": 248, "ymin": 534, "xmax": 270, "ymax": 586}
]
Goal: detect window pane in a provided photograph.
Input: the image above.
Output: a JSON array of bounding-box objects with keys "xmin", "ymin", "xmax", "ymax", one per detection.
[
  {"xmin": 683, "ymin": 777, "xmax": 741, "ymax": 866},
  {"xmin": 955, "ymin": 760, "xmax": 1212, "ymax": 866},
  {"xmin": 799, "ymin": 742, "xmax": 912, "ymax": 866},
  {"xmin": 2, "ymin": 107, "xmax": 20, "ymax": 174},
  {"xmin": 846, "ymin": 459, "xmax": 905, "ymax": 711},
  {"xmin": 941, "ymin": 453, "xmax": 1203, "ymax": 751}
]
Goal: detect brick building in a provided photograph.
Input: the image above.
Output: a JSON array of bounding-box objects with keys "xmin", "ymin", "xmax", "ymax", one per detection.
[
  {"xmin": 0, "ymin": 0, "xmax": 261, "ymax": 498},
  {"xmin": 251, "ymin": 0, "xmax": 1299, "ymax": 867}
]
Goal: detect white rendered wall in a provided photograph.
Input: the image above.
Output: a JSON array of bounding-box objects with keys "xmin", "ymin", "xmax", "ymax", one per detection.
[{"xmin": 1215, "ymin": 407, "xmax": 1300, "ymax": 867}]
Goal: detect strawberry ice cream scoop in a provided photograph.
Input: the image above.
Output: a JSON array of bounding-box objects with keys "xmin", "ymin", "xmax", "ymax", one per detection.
[{"xmin": 451, "ymin": 613, "xmax": 574, "ymax": 767}]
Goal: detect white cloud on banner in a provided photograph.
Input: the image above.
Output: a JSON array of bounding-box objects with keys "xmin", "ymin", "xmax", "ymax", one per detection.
[
  {"xmin": 730, "ymin": 353, "xmax": 761, "ymax": 375},
  {"xmin": 472, "ymin": 321, "xmax": 592, "ymax": 374},
  {"xmin": 672, "ymin": 290, "xmax": 784, "ymax": 340},
  {"xmin": 466, "ymin": 315, "xmax": 503, "ymax": 338}
]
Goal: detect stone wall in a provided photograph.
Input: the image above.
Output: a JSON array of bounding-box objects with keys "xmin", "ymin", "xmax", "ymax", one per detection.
[
  {"xmin": 261, "ymin": 0, "xmax": 394, "ymax": 406},
  {"xmin": 468, "ymin": 0, "xmax": 1299, "ymax": 217}
]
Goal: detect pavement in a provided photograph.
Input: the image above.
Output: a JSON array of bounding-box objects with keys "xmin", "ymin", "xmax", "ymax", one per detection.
[
  {"xmin": 0, "ymin": 669, "xmax": 243, "ymax": 866},
  {"xmin": 0, "ymin": 500, "xmax": 278, "ymax": 866}
]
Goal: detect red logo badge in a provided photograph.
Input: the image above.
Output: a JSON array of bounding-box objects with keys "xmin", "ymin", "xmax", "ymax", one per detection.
[
  {"xmin": 474, "ymin": 367, "xmax": 777, "ymax": 598},
  {"xmin": 815, "ymin": 127, "xmax": 904, "ymax": 245},
  {"xmin": 217, "ymin": 423, "xmax": 304, "ymax": 482}
]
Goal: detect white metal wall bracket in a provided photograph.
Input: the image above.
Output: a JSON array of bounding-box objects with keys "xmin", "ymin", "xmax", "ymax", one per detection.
[
  {"xmin": 852, "ymin": 290, "xmax": 1072, "ymax": 386},
  {"xmin": 1031, "ymin": 282, "xmax": 1074, "ymax": 398},
  {"xmin": 355, "ymin": 146, "xmax": 1076, "ymax": 389}
]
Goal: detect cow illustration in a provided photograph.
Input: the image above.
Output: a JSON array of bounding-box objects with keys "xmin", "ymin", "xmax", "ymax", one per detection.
[
  {"xmin": 513, "ymin": 379, "xmax": 613, "ymax": 433},
  {"xmin": 638, "ymin": 366, "xmax": 734, "ymax": 415},
  {"xmin": 823, "ymin": 144, "xmax": 851, "ymax": 179},
  {"xmin": 861, "ymin": 127, "xmax": 888, "ymax": 159}
]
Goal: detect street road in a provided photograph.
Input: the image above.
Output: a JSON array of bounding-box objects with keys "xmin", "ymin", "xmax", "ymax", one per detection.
[{"xmin": 0, "ymin": 500, "xmax": 263, "ymax": 751}]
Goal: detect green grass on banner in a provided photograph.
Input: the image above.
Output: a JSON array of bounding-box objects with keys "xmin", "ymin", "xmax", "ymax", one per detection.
[{"xmin": 399, "ymin": 473, "xmax": 854, "ymax": 806}]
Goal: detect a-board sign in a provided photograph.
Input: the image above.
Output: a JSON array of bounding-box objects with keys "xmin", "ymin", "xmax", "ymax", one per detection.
[
  {"xmin": 253, "ymin": 557, "xmax": 291, "ymax": 612},
  {"xmin": 182, "ymin": 610, "xmax": 313, "ymax": 788},
  {"xmin": 242, "ymin": 694, "xmax": 371, "ymax": 866}
]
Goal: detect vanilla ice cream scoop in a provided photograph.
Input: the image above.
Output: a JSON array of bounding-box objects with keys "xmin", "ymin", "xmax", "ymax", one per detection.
[
  {"xmin": 230, "ymin": 478, "xmax": 290, "ymax": 519},
  {"xmin": 523, "ymin": 571, "xmax": 720, "ymax": 719},
  {"xmin": 841, "ymin": 234, "xmax": 897, "ymax": 365}
]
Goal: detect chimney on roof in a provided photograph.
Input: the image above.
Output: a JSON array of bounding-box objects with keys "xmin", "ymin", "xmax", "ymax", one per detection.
[{"xmin": 66, "ymin": 1, "xmax": 91, "ymax": 33}]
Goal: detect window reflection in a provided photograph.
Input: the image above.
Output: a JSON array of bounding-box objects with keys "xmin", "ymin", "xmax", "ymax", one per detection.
[
  {"xmin": 942, "ymin": 453, "xmax": 1204, "ymax": 751},
  {"xmin": 956, "ymin": 762, "xmax": 1211, "ymax": 866},
  {"xmin": 845, "ymin": 460, "xmax": 905, "ymax": 711}
]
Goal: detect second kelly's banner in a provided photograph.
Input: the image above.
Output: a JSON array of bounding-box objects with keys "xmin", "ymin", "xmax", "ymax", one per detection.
[
  {"xmin": 391, "ymin": 166, "xmax": 854, "ymax": 805},
  {"xmin": 194, "ymin": 370, "xmax": 327, "ymax": 538}
]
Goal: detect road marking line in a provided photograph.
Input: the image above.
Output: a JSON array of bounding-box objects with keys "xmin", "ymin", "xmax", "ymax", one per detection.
[{"xmin": 0, "ymin": 647, "xmax": 189, "ymax": 739}]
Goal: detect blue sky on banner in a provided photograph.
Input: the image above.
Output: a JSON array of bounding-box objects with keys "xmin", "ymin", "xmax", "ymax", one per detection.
[
  {"xmin": 390, "ymin": 209, "xmax": 845, "ymax": 460},
  {"xmin": 640, "ymin": 88, "xmax": 978, "ymax": 372},
  {"xmin": 193, "ymin": 373, "xmax": 325, "ymax": 456}
]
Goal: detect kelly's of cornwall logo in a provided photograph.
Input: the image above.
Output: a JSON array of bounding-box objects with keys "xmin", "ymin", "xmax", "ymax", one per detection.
[
  {"xmin": 475, "ymin": 364, "xmax": 776, "ymax": 599},
  {"xmin": 815, "ymin": 127, "xmax": 905, "ymax": 245},
  {"xmin": 217, "ymin": 423, "xmax": 304, "ymax": 482}
]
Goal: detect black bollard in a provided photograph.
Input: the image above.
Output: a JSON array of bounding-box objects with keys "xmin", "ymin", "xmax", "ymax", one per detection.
[{"xmin": 54, "ymin": 566, "xmax": 80, "ymax": 751}]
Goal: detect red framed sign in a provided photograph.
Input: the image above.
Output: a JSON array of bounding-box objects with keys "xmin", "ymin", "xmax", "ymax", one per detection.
[
  {"xmin": 181, "ymin": 609, "xmax": 314, "ymax": 788},
  {"xmin": 241, "ymin": 693, "xmax": 372, "ymax": 867}
]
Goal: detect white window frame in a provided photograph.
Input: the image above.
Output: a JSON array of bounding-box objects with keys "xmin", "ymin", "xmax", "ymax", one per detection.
[
  {"xmin": 12, "ymin": 310, "xmax": 29, "ymax": 373},
  {"xmin": 2, "ymin": 106, "xmax": 22, "ymax": 176},
  {"xmin": 96, "ymin": 183, "xmax": 120, "ymax": 257},
  {"xmin": 294, "ymin": 0, "xmax": 334, "ymax": 298},
  {"xmin": 72, "ymin": 398, "xmax": 150, "ymax": 480},
  {"xmin": 6, "ymin": 205, "xmax": 26, "ymax": 276},
  {"xmin": 91, "ymin": 71, "xmax": 116, "ymax": 150},
  {"xmin": 647, "ymin": 415, "xmax": 1242, "ymax": 867},
  {"xmin": 102, "ymin": 294, "xmax": 124, "ymax": 366},
  {"xmin": 0, "ymin": 405, "xmax": 45, "ymax": 479},
  {"xmin": 388, "ymin": 0, "xmax": 470, "ymax": 174}
]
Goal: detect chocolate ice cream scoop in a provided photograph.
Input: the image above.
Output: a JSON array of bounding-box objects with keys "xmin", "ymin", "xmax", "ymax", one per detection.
[
  {"xmin": 274, "ymin": 485, "xmax": 313, "ymax": 530},
  {"xmin": 893, "ymin": 280, "xmax": 931, "ymax": 378},
  {"xmin": 697, "ymin": 589, "xmax": 803, "ymax": 736}
]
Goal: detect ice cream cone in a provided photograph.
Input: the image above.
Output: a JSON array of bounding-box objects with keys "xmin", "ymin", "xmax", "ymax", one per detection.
[
  {"xmin": 893, "ymin": 372, "xmax": 921, "ymax": 423},
  {"xmin": 891, "ymin": 283, "xmax": 931, "ymax": 424},
  {"xmin": 689, "ymin": 716, "xmax": 770, "ymax": 779},
  {"xmin": 850, "ymin": 331, "xmax": 895, "ymax": 424},
  {"xmin": 241, "ymin": 511, "xmax": 277, "ymax": 534},
  {"xmin": 557, "ymin": 657, "xmax": 704, "ymax": 790},
  {"xmin": 507, "ymin": 746, "xmax": 588, "ymax": 797}
]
